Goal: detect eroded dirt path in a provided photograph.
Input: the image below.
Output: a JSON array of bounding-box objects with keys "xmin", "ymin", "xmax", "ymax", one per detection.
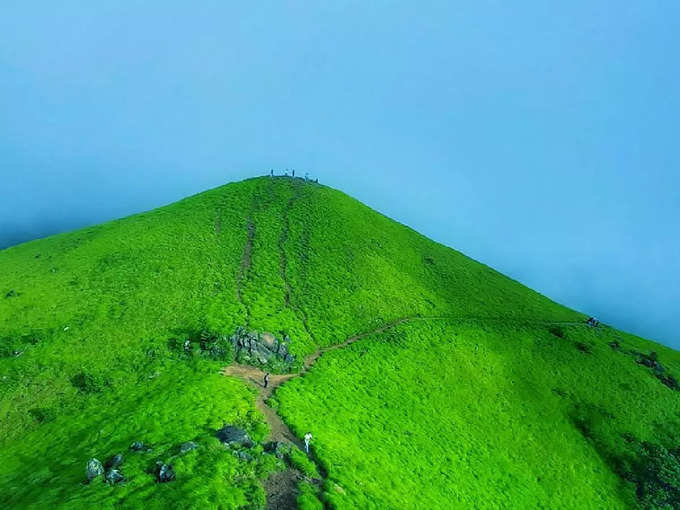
[{"xmin": 222, "ymin": 363, "xmax": 302, "ymax": 448}]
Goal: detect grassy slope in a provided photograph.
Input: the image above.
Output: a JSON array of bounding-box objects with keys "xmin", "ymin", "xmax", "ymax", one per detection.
[
  {"xmin": 275, "ymin": 320, "xmax": 680, "ymax": 508},
  {"xmin": 0, "ymin": 176, "xmax": 678, "ymax": 508}
]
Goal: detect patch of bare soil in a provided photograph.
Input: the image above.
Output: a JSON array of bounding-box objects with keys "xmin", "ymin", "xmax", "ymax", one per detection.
[{"xmin": 263, "ymin": 469, "xmax": 301, "ymax": 510}]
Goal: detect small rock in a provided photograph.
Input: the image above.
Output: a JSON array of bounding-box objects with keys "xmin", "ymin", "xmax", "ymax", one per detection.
[
  {"xmin": 105, "ymin": 469, "xmax": 125, "ymax": 484},
  {"xmin": 233, "ymin": 450, "xmax": 254, "ymax": 462},
  {"xmin": 130, "ymin": 441, "xmax": 150, "ymax": 452},
  {"xmin": 216, "ymin": 425, "xmax": 254, "ymax": 448},
  {"xmin": 106, "ymin": 453, "xmax": 124, "ymax": 469},
  {"xmin": 5, "ymin": 290, "xmax": 18, "ymax": 298},
  {"xmin": 156, "ymin": 462, "xmax": 175, "ymax": 483},
  {"xmin": 179, "ymin": 441, "xmax": 198, "ymax": 454},
  {"xmin": 86, "ymin": 458, "xmax": 104, "ymax": 481}
]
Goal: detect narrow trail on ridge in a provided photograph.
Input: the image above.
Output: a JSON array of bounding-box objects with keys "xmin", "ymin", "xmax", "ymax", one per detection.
[{"xmin": 222, "ymin": 314, "xmax": 595, "ymax": 508}]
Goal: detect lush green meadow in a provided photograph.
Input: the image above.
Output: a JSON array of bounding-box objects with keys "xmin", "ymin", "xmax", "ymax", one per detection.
[
  {"xmin": 275, "ymin": 320, "xmax": 680, "ymax": 508},
  {"xmin": 1, "ymin": 176, "xmax": 678, "ymax": 508}
]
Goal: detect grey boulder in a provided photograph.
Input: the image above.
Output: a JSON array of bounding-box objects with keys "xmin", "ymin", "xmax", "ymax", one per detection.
[
  {"xmin": 216, "ymin": 425, "xmax": 254, "ymax": 448},
  {"xmin": 86, "ymin": 458, "xmax": 104, "ymax": 481},
  {"xmin": 156, "ymin": 462, "xmax": 175, "ymax": 483},
  {"xmin": 105, "ymin": 469, "xmax": 125, "ymax": 484},
  {"xmin": 106, "ymin": 453, "xmax": 124, "ymax": 469}
]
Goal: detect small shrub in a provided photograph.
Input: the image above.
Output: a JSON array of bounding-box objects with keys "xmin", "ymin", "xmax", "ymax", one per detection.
[
  {"xmin": 200, "ymin": 332, "xmax": 235, "ymax": 362},
  {"xmin": 621, "ymin": 441, "xmax": 680, "ymax": 509},
  {"xmin": 656, "ymin": 374, "xmax": 679, "ymax": 391},
  {"xmin": 70, "ymin": 372, "xmax": 107, "ymax": 394},
  {"xmin": 575, "ymin": 342, "xmax": 592, "ymax": 354},
  {"xmin": 28, "ymin": 407, "xmax": 56, "ymax": 424},
  {"xmin": 549, "ymin": 326, "xmax": 565, "ymax": 339}
]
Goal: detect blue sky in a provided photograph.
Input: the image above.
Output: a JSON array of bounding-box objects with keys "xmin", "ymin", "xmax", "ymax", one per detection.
[{"xmin": 1, "ymin": 1, "xmax": 679, "ymax": 348}]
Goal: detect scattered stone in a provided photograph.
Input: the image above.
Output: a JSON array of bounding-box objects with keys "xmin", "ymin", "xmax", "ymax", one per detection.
[
  {"xmin": 264, "ymin": 441, "xmax": 291, "ymax": 459},
  {"xmin": 179, "ymin": 441, "xmax": 198, "ymax": 454},
  {"xmin": 233, "ymin": 450, "xmax": 254, "ymax": 462},
  {"xmin": 156, "ymin": 462, "xmax": 175, "ymax": 483},
  {"xmin": 5, "ymin": 290, "xmax": 18, "ymax": 298},
  {"xmin": 130, "ymin": 441, "xmax": 151, "ymax": 452},
  {"xmin": 333, "ymin": 483, "xmax": 346, "ymax": 495},
  {"xmin": 609, "ymin": 340, "xmax": 621, "ymax": 350},
  {"xmin": 86, "ymin": 458, "xmax": 104, "ymax": 481},
  {"xmin": 105, "ymin": 469, "xmax": 125, "ymax": 484},
  {"xmin": 216, "ymin": 425, "xmax": 254, "ymax": 448},
  {"xmin": 105, "ymin": 453, "xmax": 124, "ymax": 469}
]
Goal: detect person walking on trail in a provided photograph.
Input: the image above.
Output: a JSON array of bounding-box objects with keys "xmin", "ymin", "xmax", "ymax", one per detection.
[
  {"xmin": 304, "ymin": 432, "xmax": 312, "ymax": 454},
  {"xmin": 263, "ymin": 372, "xmax": 270, "ymax": 389}
]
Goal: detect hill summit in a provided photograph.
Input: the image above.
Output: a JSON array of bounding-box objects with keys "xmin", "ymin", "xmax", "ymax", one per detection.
[{"xmin": 1, "ymin": 176, "xmax": 679, "ymax": 509}]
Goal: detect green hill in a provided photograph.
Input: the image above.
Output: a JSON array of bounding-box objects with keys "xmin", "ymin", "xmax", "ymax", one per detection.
[{"xmin": 1, "ymin": 176, "xmax": 678, "ymax": 509}]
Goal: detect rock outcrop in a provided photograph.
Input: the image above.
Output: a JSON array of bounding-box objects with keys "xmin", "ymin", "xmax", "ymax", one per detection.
[
  {"xmin": 230, "ymin": 327, "xmax": 295, "ymax": 366},
  {"xmin": 216, "ymin": 425, "xmax": 254, "ymax": 448}
]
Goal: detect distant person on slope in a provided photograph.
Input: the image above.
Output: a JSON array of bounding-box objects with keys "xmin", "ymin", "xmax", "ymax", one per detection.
[
  {"xmin": 264, "ymin": 372, "xmax": 270, "ymax": 389},
  {"xmin": 304, "ymin": 432, "xmax": 312, "ymax": 454}
]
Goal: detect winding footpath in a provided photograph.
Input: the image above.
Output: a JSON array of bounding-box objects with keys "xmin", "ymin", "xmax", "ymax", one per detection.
[{"xmin": 221, "ymin": 315, "xmax": 594, "ymax": 508}]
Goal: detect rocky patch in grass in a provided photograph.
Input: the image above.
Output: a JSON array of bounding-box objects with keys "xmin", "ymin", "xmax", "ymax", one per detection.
[
  {"xmin": 231, "ymin": 327, "xmax": 295, "ymax": 369},
  {"xmin": 169, "ymin": 327, "xmax": 296, "ymax": 371},
  {"xmin": 633, "ymin": 352, "xmax": 679, "ymax": 391}
]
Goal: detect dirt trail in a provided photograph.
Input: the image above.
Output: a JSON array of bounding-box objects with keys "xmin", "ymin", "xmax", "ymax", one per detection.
[
  {"xmin": 222, "ymin": 363, "xmax": 302, "ymax": 449},
  {"xmin": 222, "ymin": 315, "xmax": 596, "ymax": 507}
]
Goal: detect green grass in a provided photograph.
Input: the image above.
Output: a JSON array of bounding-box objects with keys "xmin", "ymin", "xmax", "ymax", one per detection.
[
  {"xmin": 1, "ymin": 176, "xmax": 678, "ymax": 508},
  {"xmin": 274, "ymin": 320, "xmax": 680, "ymax": 508}
]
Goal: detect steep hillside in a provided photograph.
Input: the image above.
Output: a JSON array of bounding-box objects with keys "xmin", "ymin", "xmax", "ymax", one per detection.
[{"xmin": 1, "ymin": 176, "xmax": 678, "ymax": 509}]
